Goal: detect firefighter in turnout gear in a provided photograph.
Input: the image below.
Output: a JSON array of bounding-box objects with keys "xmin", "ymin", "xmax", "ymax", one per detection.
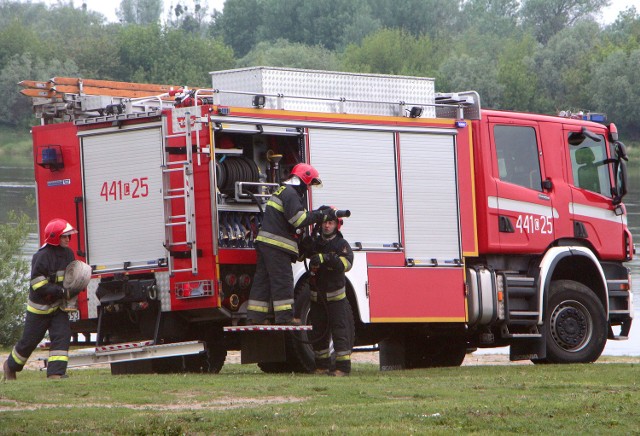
[
  {"xmin": 300, "ymin": 216, "xmax": 354, "ymax": 376},
  {"xmin": 2, "ymin": 219, "xmax": 78, "ymax": 381},
  {"xmin": 247, "ymin": 163, "xmax": 336, "ymax": 325}
]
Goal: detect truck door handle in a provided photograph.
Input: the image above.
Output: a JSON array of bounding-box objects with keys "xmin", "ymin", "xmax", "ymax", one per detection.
[{"xmin": 499, "ymin": 216, "xmax": 514, "ymax": 233}]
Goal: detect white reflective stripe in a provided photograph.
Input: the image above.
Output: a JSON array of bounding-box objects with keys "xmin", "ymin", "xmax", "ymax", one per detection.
[
  {"xmin": 273, "ymin": 298, "xmax": 294, "ymax": 312},
  {"xmin": 247, "ymin": 299, "xmax": 269, "ymax": 308},
  {"xmin": 27, "ymin": 299, "xmax": 61, "ymax": 315},
  {"xmin": 570, "ymin": 202, "xmax": 625, "ymax": 224},
  {"xmin": 314, "ymin": 348, "xmax": 331, "ymax": 358},
  {"xmin": 267, "ymin": 200, "xmax": 284, "ymax": 212},
  {"xmin": 270, "ymin": 196, "xmax": 283, "ymax": 207},
  {"xmin": 56, "ymin": 270, "xmax": 65, "ymax": 282},
  {"xmin": 49, "ymin": 350, "xmax": 69, "ymax": 357},
  {"xmin": 488, "ymin": 196, "xmax": 559, "ymax": 219},
  {"xmin": 256, "ymin": 231, "xmax": 298, "ymax": 253},
  {"xmin": 12, "ymin": 348, "xmax": 27, "ymax": 365},
  {"xmin": 290, "ymin": 210, "xmax": 306, "ymax": 227},
  {"xmin": 326, "ymin": 287, "xmax": 346, "ymax": 298},
  {"xmin": 30, "ymin": 276, "xmax": 48, "ymax": 289}
]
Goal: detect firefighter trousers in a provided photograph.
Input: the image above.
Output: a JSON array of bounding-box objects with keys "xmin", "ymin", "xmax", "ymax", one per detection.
[
  {"xmin": 7, "ymin": 309, "xmax": 70, "ymax": 377},
  {"xmin": 247, "ymin": 243, "xmax": 295, "ymax": 324},
  {"xmin": 309, "ymin": 297, "xmax": 354, "ymax": 373}
]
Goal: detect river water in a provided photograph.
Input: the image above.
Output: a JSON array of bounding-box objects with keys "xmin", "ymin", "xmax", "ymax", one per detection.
[{"xmin": 2, "ymin": 165, "xmax": 640, "ymax": 355}]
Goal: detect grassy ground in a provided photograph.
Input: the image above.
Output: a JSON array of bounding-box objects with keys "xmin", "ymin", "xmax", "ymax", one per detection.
[{"xmin": 2, "ymin": 361, "xmax": 640, "ymax": 435}]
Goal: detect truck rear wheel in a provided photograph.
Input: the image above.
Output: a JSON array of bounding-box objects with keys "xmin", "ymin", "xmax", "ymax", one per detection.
[
  {"xmin": 539, "ymin": 280, "xmax": 606, "ymax": 363},
  {"xmin": 405, "ymin": 334, "xmax": 467, "ymax": 368},
  {"xmin": 380, "ymin": 329, "xmax": 467, "ymax": 369}
]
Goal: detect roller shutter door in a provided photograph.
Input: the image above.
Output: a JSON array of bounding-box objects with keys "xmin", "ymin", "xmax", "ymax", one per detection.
[
  {"xmin": 308, "ymin": 129, "xmax": 399, "ymax": 249},
  {"xmin": 82, "ymin": 128, "xmax": 165, "ymax": 269},
  {"xmin": 399, "ymin": 133, "xmax": 461, "ymax": 265}
]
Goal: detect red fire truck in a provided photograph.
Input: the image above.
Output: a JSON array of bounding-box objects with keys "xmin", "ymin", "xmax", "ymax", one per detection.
[{"xmin": 25, "ymin": 67, "xmax": 632, "ymax": 373}]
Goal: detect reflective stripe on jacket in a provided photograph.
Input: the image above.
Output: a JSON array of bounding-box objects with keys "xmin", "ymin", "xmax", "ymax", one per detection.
[{"xmin": 257, "ymin": 184, "xmax": 322, "ymax": 255}]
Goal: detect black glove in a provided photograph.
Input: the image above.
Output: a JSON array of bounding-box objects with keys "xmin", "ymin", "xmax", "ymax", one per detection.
[
  {"xmin": 62, "ymin": 287, "xmax": 82, "ymax": 299},
  {"xmin": 298, "ymin": 236, "xmax": 313, "ymax": 255},
  {"xmin": 320, "ymin": 207, "xmax": 337, "ymax": 222},
  {"xmin": 309, "ymin": 253, "xmax": 324, "ymax": 268}
]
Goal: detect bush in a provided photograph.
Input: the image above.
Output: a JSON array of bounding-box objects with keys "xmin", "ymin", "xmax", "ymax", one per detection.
[{"xmin": 0, "ymin": 211, "xmax": 31, "ymax": 346}]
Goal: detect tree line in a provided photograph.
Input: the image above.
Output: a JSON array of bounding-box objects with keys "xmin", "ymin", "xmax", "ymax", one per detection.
[{"xmin": 1, "ymin": 0, "xmax": 640, "ymax": 139}]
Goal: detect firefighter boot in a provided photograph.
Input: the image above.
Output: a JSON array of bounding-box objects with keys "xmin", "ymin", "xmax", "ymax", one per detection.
[
  {"xmin": 47, "ymin": 374, "xmax": 69, "ymax": 380},
  {"xmin": 2, "ymin": 359, "xmax": 16, "ymax": 381}
]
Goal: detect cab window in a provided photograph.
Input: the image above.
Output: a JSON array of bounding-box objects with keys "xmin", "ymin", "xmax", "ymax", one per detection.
[
  {"xmin": 569, "ymin": 134, "xmax": 608, "ymax": 195},
  {"xmin": 494, "ymin": 125, "xmax": 542, "ymax": 191}
]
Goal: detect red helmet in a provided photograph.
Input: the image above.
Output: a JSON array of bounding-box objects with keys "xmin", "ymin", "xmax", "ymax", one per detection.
[
  {"xmin": 290, "ymin": 163, "xmax": 322, "ymax": 186},
  {"xmin": 44, "ymin": 218, "xmax": 77, "ymax": 246}
]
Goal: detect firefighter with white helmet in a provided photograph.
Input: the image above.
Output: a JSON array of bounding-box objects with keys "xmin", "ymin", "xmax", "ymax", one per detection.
[
  {"xmin": 300, "ymin": 215, "xmax": 354, "ymax": 376},
  {"xmin": 247, "ymin": 163, "xmax": 336, "ymax": 325},
  {"xmin": 2, "ymin": 218, "xmax": 79, "ymax": 381}
]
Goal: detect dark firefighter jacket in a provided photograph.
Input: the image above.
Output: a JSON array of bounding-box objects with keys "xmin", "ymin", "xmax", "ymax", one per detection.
[
  {"xmin": 301, "ymin": 231, "xmax": 354, "ymax": 293},
  {"xmin": 28, "ymin": 244, "xmax": 75, "ymax": 314},
  {"xmin": 255, "ymin": 184, "xmax": 324, "ymax": 256}
]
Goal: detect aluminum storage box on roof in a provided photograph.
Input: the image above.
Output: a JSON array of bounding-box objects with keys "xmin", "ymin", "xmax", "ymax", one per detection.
[{"xmin": 209, "ymin": 67, "xmax": 436, "ymax": 117}]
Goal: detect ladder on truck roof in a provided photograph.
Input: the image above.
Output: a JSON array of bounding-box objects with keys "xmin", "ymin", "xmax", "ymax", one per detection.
[
  {"xmin": 20, "ymin": 75, "xmax": 482, "ymax": 122},
  {"xmin": 19, "ymin": 77, "xmax": 181, "ymax": 122},
  {"xmin": 162, "ymin": 114, "xmax": 198, "ymax": 276}
]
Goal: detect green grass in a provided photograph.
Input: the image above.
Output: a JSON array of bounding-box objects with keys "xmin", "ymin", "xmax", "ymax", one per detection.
[
  {"xmin": 0, "ymin": 125, "xmax": 32, "ymax": 166},
  {"xmin": 1, "ymin": 362, "xmax": 639, "ymax": 434}
]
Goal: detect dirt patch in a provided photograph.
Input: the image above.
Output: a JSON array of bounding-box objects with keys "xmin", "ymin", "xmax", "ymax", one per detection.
[{"xmin": 0, "ymin": 396, "xmax": 305, "ymax": 413}]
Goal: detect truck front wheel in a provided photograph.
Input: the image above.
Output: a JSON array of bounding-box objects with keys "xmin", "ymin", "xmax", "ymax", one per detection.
[{"xmin": 542, "ymin": 280, "xmax": 607, "ymax": 363}]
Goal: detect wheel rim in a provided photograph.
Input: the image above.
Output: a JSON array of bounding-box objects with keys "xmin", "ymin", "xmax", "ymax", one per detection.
[{"xmin": 549, "ymin": 299, "xmax": 593, "ymax": 352}]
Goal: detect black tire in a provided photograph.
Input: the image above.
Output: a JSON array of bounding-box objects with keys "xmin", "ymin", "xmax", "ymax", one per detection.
[
  {"xmin": 539, "ymin": 280, "xmax": 606, "ymax": 364},
  {"xmin": 258, "ymin": 279, "xmax": 315, "ymax": 373},
  {"xmin": 405, "ymin": 333, "xmax": 467, "ymax": 368},
  {"xmin": 183, "ymin": 328, "xmax": 227, "ymax": 374}
]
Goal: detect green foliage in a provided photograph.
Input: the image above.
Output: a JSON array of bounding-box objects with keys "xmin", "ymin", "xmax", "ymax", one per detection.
[
  {"xmin": 218, "ymin": 0, "xmax": 263, "ymax": 57},
  {"xmin": 589, "ymin": 48, "xmax": 640, "ymax": 135},
  {"xmin": 2, "ymin": 0, "xmax": 640, "ymax": 141},
  {"xmin": 116, "ymin": 25, "xmax": 234, "ymax": 86},
  {"xmin": 237, "ymin": 39, "xmax": 340, "ymax": 70},
  {"xmin": 520, "ymin": 0, "xmax": 610, "ymax": 44},
  {"xmin": 0, "ymin": 211, "xmax": 31, "ymax": 346},
  {"xmin": 117, "ymin": 0, "xmax": 163, "ymax": 25},
  {"xmin": 0, "ymin": 126, "xmax": 32, "ymax": 165},
  {"xmin": 496, "ymin": 35, "xmax": 539, "ymax": 111},
  {"xmin": 0, "ymin": 53, "xmax": 79, "ymax": 128},
  {"xmin": 342, "ymin": 28, "xmax": 439, "ymax": 76}
]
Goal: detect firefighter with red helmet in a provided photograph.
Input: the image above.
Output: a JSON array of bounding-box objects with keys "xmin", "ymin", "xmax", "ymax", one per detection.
[
  {"xmin": 300, "ymin": 216, "xmax": 354, "ymax": 376},
  {"xmin": 2, "ymin": 218, "xmax": 79, "ymax": 381},
  {"xmin": 247, "ymin": 163, "xmax": 336, "ymax": 325}
]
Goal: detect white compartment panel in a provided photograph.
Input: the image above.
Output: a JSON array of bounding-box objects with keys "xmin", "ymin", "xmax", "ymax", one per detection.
[
  {"xmin": 308, "ymin": 129, "xmax": 399, "ymax": 248},
  {"xmin": 82, "ymin": 128, "xmax": 166, "ymax": 269},
  {"xmin": 399, "ymin": 133, "xmax": 461, "ymax": 265}
]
